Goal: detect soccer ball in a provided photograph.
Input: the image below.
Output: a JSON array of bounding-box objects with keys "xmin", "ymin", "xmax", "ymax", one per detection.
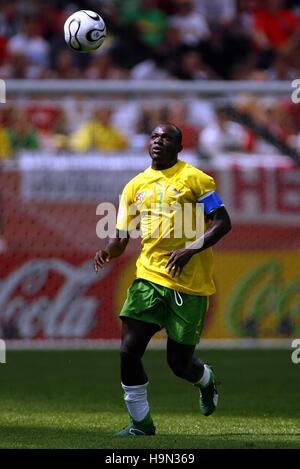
[{"xmin": 64, "ymin": 10, "xmax": 106, "ymax": 53}]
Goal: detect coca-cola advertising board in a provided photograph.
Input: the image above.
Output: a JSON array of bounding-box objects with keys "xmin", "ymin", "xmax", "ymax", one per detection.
[{"xmin": 1, "ymin": 157, "xmax": 300, "ymax": 342}]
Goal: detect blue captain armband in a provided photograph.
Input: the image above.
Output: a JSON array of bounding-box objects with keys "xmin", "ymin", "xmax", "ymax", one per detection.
[{"xmin": 198, "ymin": 191, "xmax": 224, "ymax": 216}]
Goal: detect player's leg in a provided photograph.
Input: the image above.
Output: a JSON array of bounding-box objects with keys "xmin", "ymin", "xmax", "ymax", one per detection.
[
  {"xmin": 117, "ymin": 279, "xmax": 166, "ymax": 435},
  {"xmin": 166, "ymin": 336, "xmax": 204, "ymax": 383},
  {"xmin": 166, "ymin": 337, "xmax": 218, "ymax": 416},
  {"xmin": 165, "ymin": 291, "xmax": 219, "ymax": 416},
  {"xmin": 118, "ymin": 317, "xmax": 161, "ymax": 436},
  {"xmin": 120, "ymin": 316, "xmax": 160, "ymax": 385}
]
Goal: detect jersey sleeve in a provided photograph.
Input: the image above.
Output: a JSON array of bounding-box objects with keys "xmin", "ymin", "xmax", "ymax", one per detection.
[
  {"xmin": 116, "ymin": 180, "xmax": 137, "ymax": 235},
  {"xmin": 193, "ymin": 172, "xmax": 224, "ymax": 216}
]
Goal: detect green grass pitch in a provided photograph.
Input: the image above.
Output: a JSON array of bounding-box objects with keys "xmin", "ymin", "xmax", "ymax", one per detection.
[{"xmin": 0, "ymin": 349, "xmax": 299, "ymax": 449}]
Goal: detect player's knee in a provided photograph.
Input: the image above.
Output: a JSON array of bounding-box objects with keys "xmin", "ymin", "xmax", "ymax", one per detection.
[
  {"xmin": 120, "ymin": 349, "xmax": 140, "ymax": 367},
  {"xmin": 120, "ymin": 332, "xmax": 144, "ymax": 360},
  {"xmin": 167, "ymin": 355, "xmax": 187, "ymax": 379}
]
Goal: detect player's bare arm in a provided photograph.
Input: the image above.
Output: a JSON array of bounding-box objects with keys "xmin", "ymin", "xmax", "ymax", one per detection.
[
  {"xmin": 165, "ymin": 206, "xmax": 231, "ymax": 277},
  {"xmin": 94, "ymin": 230, "xmax": 130, "ymax": 272}
]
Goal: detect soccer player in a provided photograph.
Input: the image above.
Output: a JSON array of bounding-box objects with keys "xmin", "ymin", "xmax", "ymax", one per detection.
[{"xmin": 94, "ymin": 123, "xmax": 231, "ymax": 436}]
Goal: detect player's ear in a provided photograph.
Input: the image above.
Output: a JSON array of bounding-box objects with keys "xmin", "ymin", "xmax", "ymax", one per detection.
[{"xmin": 178, "ymin": 143, "xmax": 183, "ymax": 153}]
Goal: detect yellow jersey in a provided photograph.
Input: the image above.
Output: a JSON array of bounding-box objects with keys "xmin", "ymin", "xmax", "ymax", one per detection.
[{"xmin": 116, "ymin": 160, "xmax": 216, "ymax": 296}]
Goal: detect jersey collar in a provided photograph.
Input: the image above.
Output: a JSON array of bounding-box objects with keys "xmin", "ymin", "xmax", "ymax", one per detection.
[{"xmin": 146, "ymin": 160, "xmax": 183, "ymax": 178}]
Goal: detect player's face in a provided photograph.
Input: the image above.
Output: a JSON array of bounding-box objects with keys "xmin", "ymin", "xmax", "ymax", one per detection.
[{"xmin": 149, "ymin": 125, "xmax": 182, "ymax": 167}]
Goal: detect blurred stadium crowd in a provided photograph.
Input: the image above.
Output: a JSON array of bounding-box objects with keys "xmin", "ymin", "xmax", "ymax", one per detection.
[{"xmin": 1, "ymin": 0, "xmax": 300, "ymax": 158}]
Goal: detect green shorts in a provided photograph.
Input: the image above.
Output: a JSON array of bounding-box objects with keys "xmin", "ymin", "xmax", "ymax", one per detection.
[{"xmin": 119, "ymin": 278, "xmax": 209, "ymax": 346}]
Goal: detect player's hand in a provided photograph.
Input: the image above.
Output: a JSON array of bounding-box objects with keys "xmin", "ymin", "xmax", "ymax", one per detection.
[
  {"xmin": 94, "ymin": 250, "xmax": 110, "ymax": 272},
  {"xmin": 165, "ymin": 249, "xmax": 196, "ymax": 278}
]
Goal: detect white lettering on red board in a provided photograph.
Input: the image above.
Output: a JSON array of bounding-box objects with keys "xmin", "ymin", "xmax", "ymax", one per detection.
[{"xmin": 0, "ymin": 259, "xmax": 111, "ymax": 339}]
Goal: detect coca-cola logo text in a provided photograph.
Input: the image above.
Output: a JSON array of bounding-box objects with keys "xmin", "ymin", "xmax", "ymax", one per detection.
[{"xmin": 0, "ymin": 259, "xmax": 111, "ymax": 339}]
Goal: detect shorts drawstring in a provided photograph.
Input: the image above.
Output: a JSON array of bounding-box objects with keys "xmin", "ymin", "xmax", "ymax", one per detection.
[{"xmin": 174, "ymin": 290, "xmax": 183, "ymax": 307}]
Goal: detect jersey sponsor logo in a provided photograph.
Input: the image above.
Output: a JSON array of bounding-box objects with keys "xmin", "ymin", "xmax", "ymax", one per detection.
[{"xmin": 135, "ymin": 191, "xmax": 146, "ymax": 203}]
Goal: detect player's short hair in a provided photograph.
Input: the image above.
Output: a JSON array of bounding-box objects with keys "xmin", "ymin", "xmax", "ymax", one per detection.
[
  {"xmin": 169, "ymin": 123, "xmax": 182, "ymax": 145},
  {"xmin": 155, "ymin": 122, "xmax": 182, "ymax": 145}
]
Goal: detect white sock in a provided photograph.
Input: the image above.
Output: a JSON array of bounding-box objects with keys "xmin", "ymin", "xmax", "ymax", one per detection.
[
  {"xmin": 121, "ymin": 382, "xmax": 150, "ymax": 422},
  {"xmin": 198, "ymin": 364, "xmax": 211, "ymax": 387}
]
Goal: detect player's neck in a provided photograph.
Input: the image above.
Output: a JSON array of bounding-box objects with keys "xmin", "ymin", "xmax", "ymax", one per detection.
[{"xmin": 151, "ymin": 158, "xmax": 178, "ymax": 171}]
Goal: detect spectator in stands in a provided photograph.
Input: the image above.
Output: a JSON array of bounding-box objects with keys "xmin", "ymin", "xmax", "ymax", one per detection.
[
  {"xmin": 143, "ymin": 105, "xmax": 169, "ymax": 132},
  {"xmin": 264, "ymin": 100, "xmax": 295, "ymax": 142},
  {"xmin": 114, "ymin": 0, "xmax": 142, "ymax": 25},
  {"xmin": 7, "ymin": 115, "xmax": 40, "ymax": 155},
  {"xmin": 252, "ymin": 0, "xmax": 299, "ymax": 67},
  {"xmin": 69, "ymin": 108, "xmax": 129, "ymax": 153},
  {"xmin": 199, "ymin": 22, "xmax": 252, "ymax": 80},
  {"xmin": 232, "ymin": 97, "xmax": 283, "ymax": 154},
  {"xmin": 85, "ymin": 51, "xmax": 128, "ymax": 79},
  {"xmin": 199, "ymin": 106, "xmax": 247, "ymax": 158},
  {"xmin": 24, "ymin": 102, "xmax": 62, "ymax": 135},
  {"xmin": 156, "ymin": 24, "xmax": 188, "ymax": 76},
  {"xmin": 169, "ymin": 0, "xmax": 210, "ymax": 46},
  {"xmin": 64, "ymin": 97, "xmax": 94, "ymax": 133},
  {"xmin": 7, "ymin": 17, "xmax": 49, "ymax": 68},
  {"xmin": 176, "ymin": 51, "xmax": 217, "ymax": 80},
  {"xmin": 0, "ymin": 124, "xmax": 11, "ymax": 159},
  {"xmin": 1, "ymin": 0, "xmax": 300, "ymax": 161},
  {"xmin": 0, "ymin": 2, "xmax": 19, "ymax": 65},
  {"xmin": 199, "ymin": 24, "xmax": 232, "ymax": 80},
  {"xmin": 124, "ymin": 0, "xmax": 168, "ymax": 47},
  {"xmin": 111, "ymin": 99, "xmax": 140, "ymax": 139},
  {"xmin": 40, "ymin": 108, "xmax": 70, "ymax": 153},
  {"xmin": 0, "ymin": 51, "xmax": 40, "ymax": 79},
  {"xmin": 265, "ymin": 52, "xmax": 298, "ymax": 80},
  {"xmin": 193, "ymin": 0, "xmax": 237, "ymax": 26},
  {"xmin": 1, "ymin": 0, "xmax": 300, "ymax": 84},
  {"xmin": 40, "ymin": 50, "xmax": 82, "ymax": 79},
  {"xmin": 156, "ymin": 0, "xmax": 176, "ymax": 15},
  {"xmin": 131, "ymin": 105, "xmax": 169, "ymax": 150},
  {"xmin": 280, "ymin": 28, "xmax": 300, "ymax": 71},
  {"xmin": 166, "ymin": 102, "xmax": 198, "ymax": 149},
  {"xmin": 130, "ymin": 47, "xmax": 173, "ymax": 79},
  {"xmin": 253, "ymin": 0, "xmax": 298, "ymax": 50},
  {"xmin": 186, "ymin": 98, "xmax": 216, "ymax": 130}
]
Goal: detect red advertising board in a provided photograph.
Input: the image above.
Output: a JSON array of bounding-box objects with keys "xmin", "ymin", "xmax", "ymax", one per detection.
[{"xmin": 1, "ymin": 159, "xmax": 300, "ymax": 341}]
